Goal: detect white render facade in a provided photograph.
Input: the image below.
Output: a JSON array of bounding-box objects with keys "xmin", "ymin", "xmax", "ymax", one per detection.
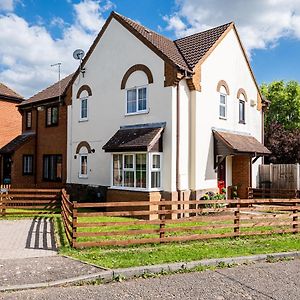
[{"xmin": 67, "ymin": 12, "xmax": 268, "ymax": 201}]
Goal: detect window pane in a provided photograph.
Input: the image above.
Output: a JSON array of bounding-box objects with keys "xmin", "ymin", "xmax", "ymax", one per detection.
[
  {"xmin": 138, "ymin": 88, "xmax": 147, "ymax": 111},
  {"xmin": 43, "ymin": 155, "xmax": 62, "ymax": 181},
  {"xmin": 127, "ymin": 89, "xmax": 137, "ymax": 113},
  {"xmin": 113, "ymin": 154, "xmax": 123, "ymax": 186},
  {"xmin": 136, "ymin": 154, "xmax": 146, "ymax": 188},
  {"xmin": 56, "ymin": 156, "xmax": 62, "ymax": 179},
  {"xmin": 124, "ymin": 171, "xmax": 134, "ymax": 187},
  {"xmin": 220, "ymin": 94, "xmax": 226, "ymax": 104},
  {"xmin": 124, "ymin": 155, "xmax": 134, "ymax": 169},
  {"xmin": 151, "ymin": 171, "xmax": 161, "ymax": 188},
  {"xmin": 239, "ymin": 100, "xmax": 245, "ymax": 122},
  {"xmin": 81, "ymin": 99, "xmax": 88, "ymax": 119},
  {"xmin": 23, "ymin": 156, "xmax": 33, "ymax": 174},
  {"xmin": 52, "ymin": 107, "xmax": 58, "ymax": 124},
  {"xmin": 81, "ymin": 155, "xmax": 87, "ymax": 175},
  {"xmin": 43, "ymin": 156, "xmax": 49, "ymax": 179},
  {"xmin": 152, "ymin": 154, "xmax": 160, "ymax": 169},
  {"xmin": 219, "ymin": 105, "xmax": 226, "ymax": 118},
  {"xmin": 26, "ymin": 112, "xmax": 32, "ymax": 128},
  {"xmin": 47, "ymin": 108, "xmax": 52, "ymax": 125}
]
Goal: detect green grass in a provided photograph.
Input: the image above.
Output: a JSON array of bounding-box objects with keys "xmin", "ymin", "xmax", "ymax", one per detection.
[{"xmin": 56, "ymin": 213, "xmax": 300, "ymax": 269}]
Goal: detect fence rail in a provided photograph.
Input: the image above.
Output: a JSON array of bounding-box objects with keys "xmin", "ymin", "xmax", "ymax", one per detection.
[
  {"xmin": 0, "ymin": 189, "xmax": 61, "ymax": 216},
  {"xmin": 59, "ymin": 190, "xmax": 300, "ymax": 248},
  {"xmin": 248, "ymin": 187, "xmax": 299, "ymax": 199}
]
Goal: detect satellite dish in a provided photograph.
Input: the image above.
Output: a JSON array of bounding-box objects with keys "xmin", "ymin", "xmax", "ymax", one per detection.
[{"xmin": 73, "ymin": 49, "xmax": 85, "ymax": 60}]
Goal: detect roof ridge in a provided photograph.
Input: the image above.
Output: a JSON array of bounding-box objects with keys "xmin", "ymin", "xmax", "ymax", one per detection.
[{"xmin": 174, "ymin": 21, "xmax": 233, "ymax": 42}]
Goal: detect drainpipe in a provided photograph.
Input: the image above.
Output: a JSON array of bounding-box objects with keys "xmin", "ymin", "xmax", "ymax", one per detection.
[
  {"xmin": 176, "ymin": 82, "xmax": 181, "ymax": 203},
  {"xmin": 34, "ymin": 107, "xmax": 38, "ymax": 186}
]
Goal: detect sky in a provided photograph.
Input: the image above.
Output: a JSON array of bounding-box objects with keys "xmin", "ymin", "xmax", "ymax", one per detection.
[{"xmin": 1, "ymin": 0, "xmax": 300, "ymax": 98}]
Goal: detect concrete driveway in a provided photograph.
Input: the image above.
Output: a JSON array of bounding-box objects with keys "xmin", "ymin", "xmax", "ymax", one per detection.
[{"xmin": 0, "ymin": 217, "xmax": 57, "ymax": 259}]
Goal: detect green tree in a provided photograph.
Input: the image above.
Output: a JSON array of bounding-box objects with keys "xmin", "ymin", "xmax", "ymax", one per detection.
[{"xmin": 261, "ymin": 80, "xmax": 300, "ymax": 130}]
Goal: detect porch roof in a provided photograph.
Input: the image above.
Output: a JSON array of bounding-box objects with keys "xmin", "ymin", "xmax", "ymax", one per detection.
[
  {"xmin": 103, "ymin": 123, "xmax": 165, "ymax": 152},
  {"xmin": 0, "ymin": 132, "xmax": 35, "ymax": 154},
  {"xmin": 213, "ymin": 130, "xmax": 271, "ymax": 156}
]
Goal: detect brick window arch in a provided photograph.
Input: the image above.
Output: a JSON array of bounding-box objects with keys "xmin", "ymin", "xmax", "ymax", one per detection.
[
  {"xmin": 76, "ymin": 85, "xmax": 92, "ymax": 99},
  {"xmin": 216, "ymin": 80, "xmax": 230, "ymax": 95},
  {"xmin": 76, "ymin": 141, "xmax": 92, "ymax": 154},
  {"xmin": 121, "ymin": 64, "xmax": 153, "ymax": 90},
  {"xmin": 237, "ymin": 88, "xmax": 248, "ymax": 101}
]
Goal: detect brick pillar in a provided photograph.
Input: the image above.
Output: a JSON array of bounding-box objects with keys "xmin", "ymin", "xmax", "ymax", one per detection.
[{"xmin": 232, "ymin": 155, "xmax": 251, "ymax": 199}]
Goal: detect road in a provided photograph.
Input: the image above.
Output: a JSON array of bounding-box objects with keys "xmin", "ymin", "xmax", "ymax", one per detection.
[{"xmin": 1, "ymin": 259, "xmax": 299, "ymax": 300}]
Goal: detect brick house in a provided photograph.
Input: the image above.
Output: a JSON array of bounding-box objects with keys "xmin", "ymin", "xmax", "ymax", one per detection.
[
  {"xmin": 0, "ymin": 75, "xmax": 72, "ymax": 187},
  {"xmin": 66, "ymin": 11, "xmax": 270, "ymax": 202},
  {"xmin": 0, "ymin": 83, "xmax": 23, "ymax": 184}
]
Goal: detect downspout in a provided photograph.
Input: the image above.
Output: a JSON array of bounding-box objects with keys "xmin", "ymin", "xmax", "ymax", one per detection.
[
  {"xmin": 176, "ymin": 82, "xmax": 181, "ymax": 202},
  {"xmin": 34, "ymin": 107, "xmax": 38, "ymax": 186}
]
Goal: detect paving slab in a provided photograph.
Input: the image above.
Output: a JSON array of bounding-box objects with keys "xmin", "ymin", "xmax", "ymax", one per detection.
[
  {"xmin": 0, "ymin": 218, "xmax": 57, "ymax": 259},
  {"xmin": 0, "ymin": 256, "xmax": 105, "ymax": 288}
]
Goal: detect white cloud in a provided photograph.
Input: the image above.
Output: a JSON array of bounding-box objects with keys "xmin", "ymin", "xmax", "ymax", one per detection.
[
  {"xmin": 164, "ymin": 0, "xmax": 300, "ymax": 56},
  {"xmin": 0, "ymin": 0, "xmax": 113, "ymax": 98},
  {"xmin": 0, "ymin": 0, "xmax": 15, "ymax": 12}
]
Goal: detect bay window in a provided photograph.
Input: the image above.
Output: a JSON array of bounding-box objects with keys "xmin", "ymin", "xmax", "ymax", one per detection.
[{"xmin": 112, "ymin": 153, "xmax": 162, "ymax": 190}]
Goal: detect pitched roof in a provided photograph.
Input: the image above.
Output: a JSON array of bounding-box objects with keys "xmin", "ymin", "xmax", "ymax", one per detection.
[
  {"xmin": 0, "ymin": 132, "xmax": 35, "ymax": 154},
  {"xmin": 19, "ymin": 73, "xmax": 73, "ymax": 107},
  {"xmin": 103, "ymin": 123, "xmax": 165, "ymax": 152},
  {"xmin": 0, "ymin": 83, "xmax": 23, "ymax": 102},
  {"xmin": 113, "ymin": 13, "xmax": 191, "ymax": 71},
  {"xmin": 174, "ymin": 23, "xmax": 232, "ymax": 69},
  {"xmin": 213, "ymin": 130, "xmax": 271, "ymax": 155}
]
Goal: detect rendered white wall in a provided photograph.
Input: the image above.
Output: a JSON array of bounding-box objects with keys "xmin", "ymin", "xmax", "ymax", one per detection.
[
  {"xmin": 68, "ymin": 18, "xmax": 177, "ymax": 192},
  {"xmin": 193, "ymin": 28, "xmax": 263, "ymax": 191}
]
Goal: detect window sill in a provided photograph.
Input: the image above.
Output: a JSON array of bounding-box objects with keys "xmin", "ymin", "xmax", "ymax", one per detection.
[
  {"xmin": 109, "ymin": 186, "xmax": 163, "ymax": 192},
  {"xmin": 79, "ymin": 175, "xmax": 88, "ymax": 179},
  {"xmin": 239, "ymin": 121, "xmax": 246, "ymax": 124},
  {"xmin": 219, "ymin": 116, "xmax": 227, "ymax": 120},
  {"xmin": 125, "ymin": 109, "xmax": 149, "ymax": 117},
  {"xmin": 79, "ymin": 118, "xmax": 88, "ymax": 123}
]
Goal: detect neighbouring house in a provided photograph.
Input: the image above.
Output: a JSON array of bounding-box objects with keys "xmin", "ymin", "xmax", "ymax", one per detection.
[
  {"xmin": 0, "ymin": 83, "xmax": 23, "ymax": 184},
  {"xmin": 0, "ymin": 75, "xmax": 72, "ymax": 188},
  {"xmin": 66, "ymin": 11, "xmax": 270, "ymax": 203}
]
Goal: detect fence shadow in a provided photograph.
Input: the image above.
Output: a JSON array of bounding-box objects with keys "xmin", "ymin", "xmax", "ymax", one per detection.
[{"xmin": 25, "ymin": 217, "xmax": 57, "ymax": 251}]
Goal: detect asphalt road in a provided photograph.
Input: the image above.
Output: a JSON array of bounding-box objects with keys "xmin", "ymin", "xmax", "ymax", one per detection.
[{"xmin": 1, "ymin": 259, "xmax": 299, "ymax": 300}]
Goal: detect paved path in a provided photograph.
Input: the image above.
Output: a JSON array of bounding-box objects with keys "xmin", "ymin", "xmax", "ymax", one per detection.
[
  {"xmin": 0, "ymin": 218, "xmax": 57, "ymax": 259},
  {"xmin": 1, "ymin": 259, "xmax": 299, "ymax": 300}
]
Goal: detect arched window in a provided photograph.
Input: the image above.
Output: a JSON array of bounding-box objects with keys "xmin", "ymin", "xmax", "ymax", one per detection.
[
  {"xmin": 217, "ymin": 80, "xmax": 230, "ymax": 120},
  {"xmin": 237, "ymin": 89, "xmax": 247, "ymax": 124},
  {"xmin": 121, "ymin": 64, "xmax": 153, "ymax": 115},
  {"xmin": 77, "ymin": 85, "xmax": 92, "ymax": 121},
  {"xmin": 76, "ymin": 141, "xmax": 92, "ymax": 178}
]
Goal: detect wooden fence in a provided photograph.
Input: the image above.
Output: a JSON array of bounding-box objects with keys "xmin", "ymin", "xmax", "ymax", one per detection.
[
  {"xmin": 259, "ymin": 164, "xmax": 300, "ymax": 190},
  {"xmin": 0, "ymin": 188, "xmax": 61, "ymax": 216},
  {"xmin": 248, "ymin": 187, "xmax": 299, "ymax": 199},
  {"xmin": 60, "ymin": 190, "xmax": 300, "ymax": 248}
]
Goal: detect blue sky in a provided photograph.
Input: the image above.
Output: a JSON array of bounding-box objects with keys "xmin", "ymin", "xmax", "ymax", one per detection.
[{"xmin": 1, "ymin": 0, "xmax": 300, "ymax": 97}]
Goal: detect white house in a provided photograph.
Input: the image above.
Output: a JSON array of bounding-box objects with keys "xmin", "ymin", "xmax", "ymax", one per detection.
[{"xmin": 66, "ymin": 11, "xmax": 270, "ymax": 203}]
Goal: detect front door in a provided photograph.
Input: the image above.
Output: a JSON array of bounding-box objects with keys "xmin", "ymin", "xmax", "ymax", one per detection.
[{"xmin": 217, "ymin": 159, "xmax": 226, "ymax": 185}]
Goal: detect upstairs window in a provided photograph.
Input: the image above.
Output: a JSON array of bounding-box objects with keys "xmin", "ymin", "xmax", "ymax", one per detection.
[
  {"xmin": 23, "ymin": 155, "xmax": 33, "ymax": 175},
  {"xmin": 219, "ymin": 94, "xmax": 227, "ymax": 119},
  {"xmin": 25, "ymin": 111, "xmax": 32, "ymax": 129},
  {"xmin": 126, "ymin": 86, "xmax": 147, "ymax": 114},
  {"xmin": 239, "ymin": 100, "xmax": 245, "ymax": 124},
  {"xmin": 46, "ymin": 106, "xmax": 58, "ymax": 126},
  {"xmin": 80, "ymin": 98, "xmax": 88, "ymax": 121}
]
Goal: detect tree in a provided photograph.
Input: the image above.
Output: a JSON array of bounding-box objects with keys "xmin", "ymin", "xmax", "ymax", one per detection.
[
  {"xmin": 261, "ymin": 81, "xmax": 300, "ymax": 130},
  {"xmin": 261, "ymin": 81, "xmax": 300, "ymax": 163}
]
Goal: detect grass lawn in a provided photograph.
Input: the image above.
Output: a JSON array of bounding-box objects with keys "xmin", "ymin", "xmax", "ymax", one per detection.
[{"xmin": 55, "ymin": 214, "xmax": 300, "ymax": 269}]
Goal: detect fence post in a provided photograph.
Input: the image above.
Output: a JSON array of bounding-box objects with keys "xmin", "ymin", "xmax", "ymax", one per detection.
[
  {"xmin": 72, "ymin": 201, "xmax": 78, "ymax": 248},
  {"xmin": 234, "ymin": 198, "xmax": 241, "ymax": 236},
  {"xmin": 293, "ymin": 200, "xmax": 298, "ymax": 234},
  {"xmin": 159, "ymin": 199, "xmax": 166, "ymax": 242},
  {"xmin": 0, "ymin": 192, "xmax": 7, "ymax": 217}
]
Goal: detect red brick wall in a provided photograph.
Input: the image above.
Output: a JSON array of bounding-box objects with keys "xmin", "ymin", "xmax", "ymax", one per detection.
[
  {"xmin": 232, "ymin": 155, "xmax": 251, "ymax": 199},
  {"xmin": 11, "ymin": 102, "xmax": 67, "ymax": 188},
  {"xmin": 0, "ymin": 99, "xmax": 22, "ymax": 148}
]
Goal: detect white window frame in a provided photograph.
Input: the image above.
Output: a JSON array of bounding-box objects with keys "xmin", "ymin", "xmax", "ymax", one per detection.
[
  {"xmin": 79, "ymin": 97, "xmax": 88, "ymax": 122},
  {"xmin": 79, "ymin": 154, "xmax": 88, "ymax": 178},
  {"xmin": 239, "ymin": 99, "xmax": 246, "ymax": 124},
  {"xmin": 125, "ymin": 85, "xmax": 148, "ymax": 115},
  {"xmin": 110, "ymin": 152, "xmax": 162, "ymax": 191},
  {"xmin": 219, "ymin": 93, "xmax": 227, "ymax": 120}
]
